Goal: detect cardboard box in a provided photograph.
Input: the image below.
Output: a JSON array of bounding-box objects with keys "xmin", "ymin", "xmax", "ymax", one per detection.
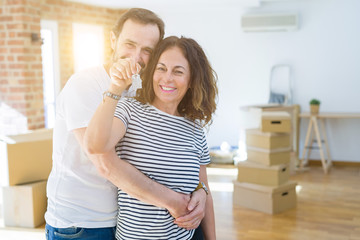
[
  {"xmin": 261, "ymin": 111, "xmax": 291, "ymax": 133},
  {"xmin": 237, "ymin": 161, "xmax": 289, "ymax": 186},
  {"xmin": 247, "ymin": 146, "xmax": 291, "ymax": 166},
  {"xmin": 246, "ymin": 128, "xmax": 291, "ymax": 150},
  {"xmin": 233, "ymin": 180, "xmax": 297, "ymax": 214},
  {"xmin": 210, "ymin": 151, "xmax": 234, "ymax": 164},
  {"xmin": 0, "ymin": 128, "xmax": 52, "ymax": 186},
  {"xmin": 2, "ymin": 180, "xmax": 47, "ymax": 227}
]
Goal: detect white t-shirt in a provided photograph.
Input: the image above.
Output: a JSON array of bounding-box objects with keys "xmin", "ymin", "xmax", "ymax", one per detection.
[{"xmin": 45, "ymin": 66, "xmax": 119, "ymax": 228}]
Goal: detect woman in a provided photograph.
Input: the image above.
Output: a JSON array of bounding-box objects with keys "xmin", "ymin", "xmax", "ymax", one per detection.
[{"xmin": 85, "ymin": 36, "xmax": 218, "ymax": 240}]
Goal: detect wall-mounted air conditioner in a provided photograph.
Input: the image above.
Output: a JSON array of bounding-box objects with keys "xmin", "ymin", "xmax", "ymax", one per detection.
[{"xmin": 241, "ymin": 13, "xmax": 299, "ymax": 32}]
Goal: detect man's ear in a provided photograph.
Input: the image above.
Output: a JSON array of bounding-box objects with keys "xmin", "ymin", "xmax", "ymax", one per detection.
[{"xmin": 110, "ymin": 31, "xmax": 117, "ymax": 51}]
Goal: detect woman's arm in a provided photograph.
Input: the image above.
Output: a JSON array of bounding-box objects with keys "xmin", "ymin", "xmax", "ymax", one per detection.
[{"xmin": 199, "ymin": 165, "xmax": 216, "ymax": 240}]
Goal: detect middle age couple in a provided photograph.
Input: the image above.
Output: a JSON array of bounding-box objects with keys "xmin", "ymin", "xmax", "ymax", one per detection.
[
  {"xmin": 53, "ymin": 7, "xmax": 217, "ymax": 240},
  {"xmin": 85, "ymin": 8, "xmax": 218, "ymax": 239}
]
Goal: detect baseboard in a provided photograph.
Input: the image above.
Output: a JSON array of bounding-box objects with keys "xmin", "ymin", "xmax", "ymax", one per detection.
[
  {"xmin": 308, "ymin": 159, "xmax": 360, "ymax": 167},
  {"xmin": 209, "ymin": 160, "xmax": 360, "ymax": 168}
]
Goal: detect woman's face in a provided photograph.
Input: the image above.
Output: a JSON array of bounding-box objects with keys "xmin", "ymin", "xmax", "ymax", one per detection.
[{"xmin": 152, "ymin": 46, "xmax": 190, "ymax": 114}]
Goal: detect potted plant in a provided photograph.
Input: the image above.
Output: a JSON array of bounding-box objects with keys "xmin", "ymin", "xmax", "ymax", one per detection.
[{"xmin": 309, "ymin": 99, "xmax": 320, "ymax": 114}]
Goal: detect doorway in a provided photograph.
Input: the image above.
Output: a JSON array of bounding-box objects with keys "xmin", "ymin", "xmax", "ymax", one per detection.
[{"xmin": 40, "ymin": 20, "xmax": 60, "ymax": 129}]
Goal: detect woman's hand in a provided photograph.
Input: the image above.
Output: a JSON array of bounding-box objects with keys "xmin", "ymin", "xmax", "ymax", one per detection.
[{"xmin": 174, "ymin": 189, "xmax": 207, "ymax": 230}]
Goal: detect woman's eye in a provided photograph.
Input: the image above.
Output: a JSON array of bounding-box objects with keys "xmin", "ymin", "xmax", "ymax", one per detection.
[
  {"xmin": 174, "ymin": 70, "xmax": 183, "ymax": 75},
  {"xmin": 156, "ymin": 67, "xmax": 166, "ymax": 71}
]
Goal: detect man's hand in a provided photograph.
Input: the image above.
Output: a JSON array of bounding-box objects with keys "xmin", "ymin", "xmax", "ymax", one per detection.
[
  {"xmin": 109, "ymin": 58, "xmax": 140, "ymax": 90},
  {"xmin": 174, "ymin": 188, "xmax": 207, "ymax": 230},
  {"xmin": 167, "ymin": 192, "xmax": 191, "ymax": 219}
]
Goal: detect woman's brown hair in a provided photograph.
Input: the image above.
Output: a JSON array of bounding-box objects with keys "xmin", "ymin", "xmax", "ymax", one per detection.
[{"xmin": 136, "ymin": 36, "xmax": 218, "ymax": 127}]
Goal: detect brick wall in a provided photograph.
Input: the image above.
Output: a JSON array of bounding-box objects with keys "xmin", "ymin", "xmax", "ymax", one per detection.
[{"xmin": 0, "ymin": 0, "xmax": 125, "ymax": 131}]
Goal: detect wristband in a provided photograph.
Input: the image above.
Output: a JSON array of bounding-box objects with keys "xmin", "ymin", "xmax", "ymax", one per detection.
[
  {"xmin": 194, "ymin": 182, "xmax": 209, "ymax": 195},
  {"xmin": 103, "ymin": 91, "xmax": 121, "ymax": 102}
]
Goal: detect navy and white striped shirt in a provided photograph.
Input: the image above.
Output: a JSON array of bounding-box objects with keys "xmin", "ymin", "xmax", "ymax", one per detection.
[{"xmin": 114, "ymin": 98, "xmax": 210, "ymax": 240}]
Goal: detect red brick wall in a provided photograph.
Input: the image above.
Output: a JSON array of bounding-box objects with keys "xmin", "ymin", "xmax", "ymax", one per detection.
[{"xmin": 0, "ymin": 0, "xmax": 125, "ymax": 130}]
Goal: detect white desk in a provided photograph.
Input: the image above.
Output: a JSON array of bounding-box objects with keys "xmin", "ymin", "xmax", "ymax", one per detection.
[{"xmin": 299, "ymin": 112, "xmax": 360, "ymax": 173}]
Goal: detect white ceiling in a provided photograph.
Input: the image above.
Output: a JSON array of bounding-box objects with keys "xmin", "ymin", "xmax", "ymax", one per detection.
[{"xmin": 64, "ymin": 0, "xmax": 264, "ymax": 9}]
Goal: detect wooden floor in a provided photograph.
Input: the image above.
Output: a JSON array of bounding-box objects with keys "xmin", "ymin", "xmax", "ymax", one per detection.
[
  {"xmin": 0, "ymin": 165, "xmax": 359, "ymax": 239},
  {"xmin": 209, "ymin": 165, "xmax": 360, "ymax": 240}
]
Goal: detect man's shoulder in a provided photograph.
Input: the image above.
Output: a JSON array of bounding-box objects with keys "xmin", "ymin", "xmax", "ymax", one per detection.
[
  {"xmin": 63, "ymin": 66, "xmax": 108, "ymax": 93},
  {"xmin": 69, "ymin": 66, "xmax": 105, "ymax": 82}
]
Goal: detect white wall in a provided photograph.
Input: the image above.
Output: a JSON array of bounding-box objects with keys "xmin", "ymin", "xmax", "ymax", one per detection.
[{"xmin": 145, "ymin": 0, "xmax": 360, "ymax": 162}]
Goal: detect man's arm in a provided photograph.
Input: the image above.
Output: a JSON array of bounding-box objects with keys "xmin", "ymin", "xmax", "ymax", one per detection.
[{"xmin": 74, "ymin": 127, "xmax": 202, "ymax": 220}]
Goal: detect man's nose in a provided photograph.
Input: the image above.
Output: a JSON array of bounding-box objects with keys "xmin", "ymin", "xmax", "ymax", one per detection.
[{"xmin": 132, "ymin": 48, "xmax": 142, "ymax": 63}]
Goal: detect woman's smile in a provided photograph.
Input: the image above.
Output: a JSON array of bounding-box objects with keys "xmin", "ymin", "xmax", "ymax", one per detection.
[{"xmin": 160, "ymin": 85, "xmax": 177, "ymax": 92}]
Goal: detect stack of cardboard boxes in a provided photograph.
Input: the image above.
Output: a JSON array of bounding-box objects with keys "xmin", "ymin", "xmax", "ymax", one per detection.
[
  {"xmin": 233, "ymin": 112, "xmax": 297, "ymax": 214},
  {"xmin": 0, "ymin": 129, "xmax": 52, "ymax": 227}
]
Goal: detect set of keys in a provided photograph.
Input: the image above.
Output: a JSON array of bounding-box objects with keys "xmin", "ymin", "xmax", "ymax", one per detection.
[{"xmin": 127, "ymin": 65, "xmax": 142, "ymax": 97}]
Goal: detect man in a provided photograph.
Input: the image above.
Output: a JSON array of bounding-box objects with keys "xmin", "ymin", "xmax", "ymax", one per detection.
[{"xmin": 45, "ymin": 8, "xmax": 207, "ymax": 239}]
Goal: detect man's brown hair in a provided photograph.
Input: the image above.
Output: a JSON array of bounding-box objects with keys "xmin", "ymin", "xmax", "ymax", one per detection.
[{"xmin": 112, "ymin": 8, "xmax": 165, "ymax": 40}]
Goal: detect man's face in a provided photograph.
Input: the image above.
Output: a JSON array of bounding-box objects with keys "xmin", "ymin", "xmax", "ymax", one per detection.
[{"xmin": 111, "ymin": 19, "xmax": 160, "ymax": 71}]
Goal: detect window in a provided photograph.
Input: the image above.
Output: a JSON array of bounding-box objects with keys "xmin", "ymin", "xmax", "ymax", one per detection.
[
  {"xmin": 73, "ymin": 23, "xmax": 104, "ymax": 72},
  {"xmin": 41, "ymin": 20, "xmax": 60, "ymax": 129}
]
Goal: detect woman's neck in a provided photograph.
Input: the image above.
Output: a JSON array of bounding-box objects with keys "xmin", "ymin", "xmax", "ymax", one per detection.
[{"xmin": 151, "ymin": 100, "xmax": 180, "ymax": 116}]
